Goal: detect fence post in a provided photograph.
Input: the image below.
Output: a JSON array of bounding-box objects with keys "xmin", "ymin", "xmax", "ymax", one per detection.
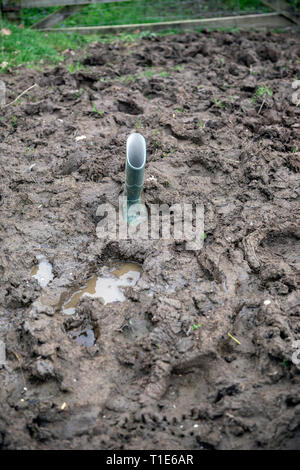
[{"xmin": 1, "ymin": 0, "xmax": 21, "ymax": 23}]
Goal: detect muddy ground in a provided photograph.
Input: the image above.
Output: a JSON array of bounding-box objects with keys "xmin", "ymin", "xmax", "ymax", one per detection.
[{"xmin": 0, "ymin": 29, "xmax": 299, "ymax": 450}]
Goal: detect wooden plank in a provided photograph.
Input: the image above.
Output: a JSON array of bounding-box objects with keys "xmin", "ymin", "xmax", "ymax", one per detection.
[
  {"xmin": 1, "ymin": 0, "xmax": 21, "ymax": 23},
  {"xmin": 38, "ymin": 13, "xmax": 295, "ymax": 34},
  {"xmin": 260, "ymin": 0, "xmax": 300, "ymax": 24},
  {"xmin": 18, "ymin": 0, "xmax": 127, "ymax": 7},
  {"xmin": 31, "ymin": 5, "xmax": 83, "ymax": 29}
]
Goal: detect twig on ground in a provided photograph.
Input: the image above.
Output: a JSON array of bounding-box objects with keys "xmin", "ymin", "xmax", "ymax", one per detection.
[
  {"xmin": 258, "ymin": 99, "xmax": 265, "ymax": 115},
  {"xmin": 3, "ymin": 83, "xmax": 37, "ymax": 108},
  {"xmin": 228, "ymin": 333, "xmax": 241, "ymax": 345}
]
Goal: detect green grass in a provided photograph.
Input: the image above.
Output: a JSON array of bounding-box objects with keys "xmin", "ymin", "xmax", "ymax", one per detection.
[
  {"xmin": 21, "ymin": 7, "xmax": 58, "ymax": 28},
  {"xmin": 65, "ymin": 60, "xmax": 84, "ymax": 73},
  {"xmin": 252, "ymin": 85, "xmax": 273, "ymax": 103},
  {"xmin": 224, "ymin": 0, "xmax": 271, "ymax": 11},
  {"xmin": 0, "ymin": 21, "xmax": 101, "ymax": 71},
  {"xmin": 256, "ymin": 85, "xmax": 273, "ymax": 97},
  {"xmin": 21, "ymin": 0, "xmax": 271, "ymax": 28},
  {"xmin": 91, "ymin": 103, "xmax": 104, "ymax": 116}
]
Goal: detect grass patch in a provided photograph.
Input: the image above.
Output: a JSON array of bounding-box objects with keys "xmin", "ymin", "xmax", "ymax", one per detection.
[
  {"xmin": 21, "ymin": 7, "xmax": 59, "ymax": 28},
  {"xmin": 21, "ymin": 0, "xmax": 272, "ymax": 28},
  {"xmin": 65, "ymin": 60, "xmax": 84, "ymax": 73},
  {"xmin": 91, "ymin": 103, "xmax": 104, "ymax": 116},
  {"xmin": 224, "ymin": 0, "xmax": 271, "ymax": 11},
  {"xmin": 255, "ymin": 85, "xmax": 273, "ymax": 98},
  {"xmin": 0, "ymin": 22, "xmax": 100, "ymax": 72},
  {"xmin": 252, "ymin": 85, "xmax": 273, "ymax": 113}
]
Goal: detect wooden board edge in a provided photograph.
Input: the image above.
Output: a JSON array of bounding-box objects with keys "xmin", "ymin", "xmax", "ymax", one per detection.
[{"xmin": 36, "ymin": 13, "xmax": 296, "ymax": 34}]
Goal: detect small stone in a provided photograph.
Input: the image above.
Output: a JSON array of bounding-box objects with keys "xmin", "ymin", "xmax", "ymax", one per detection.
[{"xmin": 34, "ymin": 359, "xmax": 55, "ymax": 379}]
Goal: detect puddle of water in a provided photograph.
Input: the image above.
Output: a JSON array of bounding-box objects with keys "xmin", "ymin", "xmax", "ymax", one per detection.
[
  {"xmin": 62, "ymin": 262, "xmax": 142, "ymax": 315},
  {"xmin": 31, "ymin": 255, "xmax": 53, "ymax": 288},
  {"xmin": 71, "ymin": 326, "xmax": 95, "ymax": 347}
]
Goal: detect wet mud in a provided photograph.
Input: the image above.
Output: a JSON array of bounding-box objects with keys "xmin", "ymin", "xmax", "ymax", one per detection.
[{"xmin": 0, "ymin": 29, "xmax": 299, "ymax": 449}]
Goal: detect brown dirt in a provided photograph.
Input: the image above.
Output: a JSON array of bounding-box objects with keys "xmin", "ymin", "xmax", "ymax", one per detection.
[{"xmin": 0, "ymin": 29, "xmax": 300, "ymax": 450}]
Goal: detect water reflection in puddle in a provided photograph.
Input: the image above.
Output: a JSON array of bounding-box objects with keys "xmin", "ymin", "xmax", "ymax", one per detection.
[
  {"xmin": 31, "ymin": 255, "xmax": 53, "ymax": 288},
  {"xmin": 71, "ymin": 326, "xmax": 95, "ymax": 347},
  {"xmin": 62, "ymin": 262, "xmax": 142, "ymax": 315}
]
